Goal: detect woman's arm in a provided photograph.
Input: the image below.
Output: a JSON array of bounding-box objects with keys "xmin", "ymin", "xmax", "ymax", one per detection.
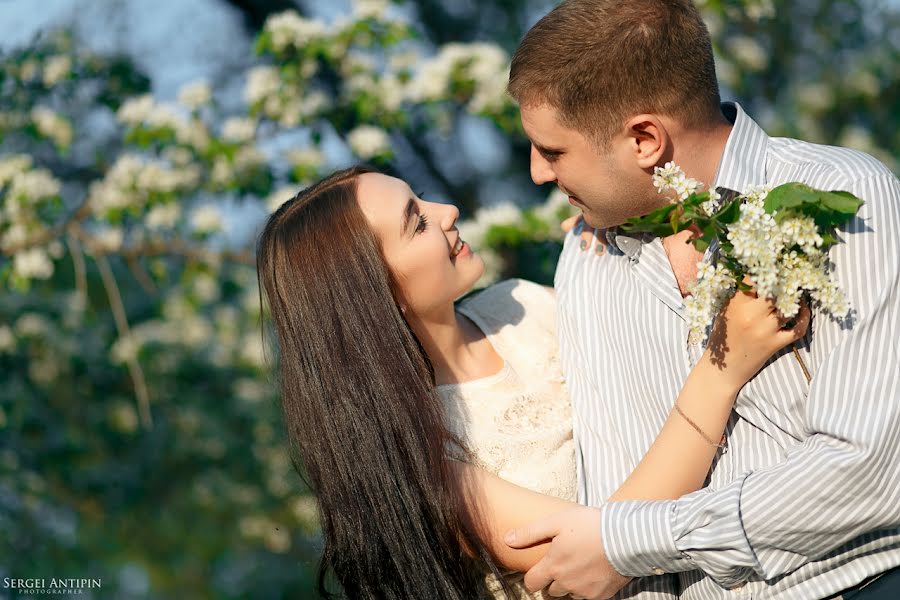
[{"xmin": 454, "ymin": 290, "xmax": 810, "ymax": 572}]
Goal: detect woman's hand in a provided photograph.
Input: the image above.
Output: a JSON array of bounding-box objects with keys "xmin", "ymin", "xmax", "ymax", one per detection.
[
  {"xmin": 705, "ymin": 286, "xmax": 811, "ymax": 389},
  {"xmin": 561, "ymin": 214, "xmax": 600, "ymax": 252}
]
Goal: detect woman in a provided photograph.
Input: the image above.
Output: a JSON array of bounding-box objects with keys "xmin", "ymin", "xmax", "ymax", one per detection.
[{"xmin": 256, "ymin": 166, "xmax": 810, "ymax": 599}]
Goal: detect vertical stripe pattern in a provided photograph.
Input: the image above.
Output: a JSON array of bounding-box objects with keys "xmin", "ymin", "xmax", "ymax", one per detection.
[{"xmin": 555, "ymin": 102, "xmax": 900, "ymax": 600}]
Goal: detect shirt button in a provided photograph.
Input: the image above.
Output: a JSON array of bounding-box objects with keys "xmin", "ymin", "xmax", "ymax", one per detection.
[{"xmin": 652, "ymin": 567, "xmax": 665, "ymax": 576}]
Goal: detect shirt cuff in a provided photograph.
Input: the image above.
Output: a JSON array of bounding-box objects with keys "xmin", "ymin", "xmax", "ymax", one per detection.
[{"xmin": 602, "ymin": 499, "xmax": 696, "ymax": 577}]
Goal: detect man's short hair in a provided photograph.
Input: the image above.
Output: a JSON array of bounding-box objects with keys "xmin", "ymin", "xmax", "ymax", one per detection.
[{"xmin": 508, "ymin": 0, "xmax": 722, "ymax": 148}]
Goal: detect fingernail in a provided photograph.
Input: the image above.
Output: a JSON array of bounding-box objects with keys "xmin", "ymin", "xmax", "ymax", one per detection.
[
  {"xmin": 579, "ymin": 240, "xmax": 587, "ymax": 251},
  {"xmin": 595, "ymin": 243, "xmax": 605, "ymax": 255},
  {"xmin": 504, "ymin": 531, "xmax": 516, "ymax": 544}
]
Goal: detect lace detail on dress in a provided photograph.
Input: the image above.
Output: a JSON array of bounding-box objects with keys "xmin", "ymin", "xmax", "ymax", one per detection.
[{"xmin": 437, "ymin": 280, "xmax": 577, "ymax": 599}]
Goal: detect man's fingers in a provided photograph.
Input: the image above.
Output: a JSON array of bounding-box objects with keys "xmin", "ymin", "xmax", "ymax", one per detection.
[
  {"xmin": 504, "ymin": 516, "xmax": 560, "ymax": 549},
  {"xmin": 523, "ymin": 557, "xmax": 554, "ymax": 593}
]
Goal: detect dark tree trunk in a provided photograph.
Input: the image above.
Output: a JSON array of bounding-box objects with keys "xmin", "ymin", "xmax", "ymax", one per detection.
[{"xmin": 222, "ymin": 0, "xmax": 301, "ymax": 32}]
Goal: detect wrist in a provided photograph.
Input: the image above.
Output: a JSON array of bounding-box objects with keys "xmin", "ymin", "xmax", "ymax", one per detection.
[
  {"xmin": 695, "ymin": 349, "xmax": 745, "ymax": 395},
  {"xmin": 602, "ymin": 500, "xmax": 694, "ymax": 577}
]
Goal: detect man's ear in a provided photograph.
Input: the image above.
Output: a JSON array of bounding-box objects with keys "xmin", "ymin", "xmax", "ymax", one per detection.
[{"xmin": 624, "ymin": 115, "xmax": 669, "ymax": 170}]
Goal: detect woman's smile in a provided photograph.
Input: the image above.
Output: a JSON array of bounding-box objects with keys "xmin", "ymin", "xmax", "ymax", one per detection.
[{"xmin": 450, "ymin": 237, "xmax": 470, "ymax": 261}]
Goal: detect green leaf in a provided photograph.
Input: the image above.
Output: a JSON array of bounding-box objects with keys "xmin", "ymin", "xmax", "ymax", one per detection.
[
  {"xmin": 713, "ymin": 198, "xmax": 742, "ymax": 224},
  {"xmin": 691, "ymin": 238, "xmax": 710, "ymax": 252},
  {"xmin": 669, "ymin": 208, "xmax": 680, "ymax": 235},
  {"xmin": 621, "ymin": 204, "xmax": 681, "ymax": 234},
  {"xmin": 820, "ymin": 190, "xmax": 864, "ymax": 214},
  {"xmin": 763, "ymin": 182, "xmax": 819, "ymax": 213}
]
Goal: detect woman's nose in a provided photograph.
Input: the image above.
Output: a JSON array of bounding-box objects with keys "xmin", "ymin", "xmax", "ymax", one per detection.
[{"xmin": 441, "ymin": 202, "xmax": 460, "ymax": 230}]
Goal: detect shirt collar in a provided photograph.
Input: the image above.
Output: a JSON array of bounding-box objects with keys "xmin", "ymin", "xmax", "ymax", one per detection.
[
  {"xmin": 606, "ymin": 102, "xmax": 769, "ymax": 259},
  {"xmin": 711, "ymin": 102, "xmax": 770, "ymax": 193}
]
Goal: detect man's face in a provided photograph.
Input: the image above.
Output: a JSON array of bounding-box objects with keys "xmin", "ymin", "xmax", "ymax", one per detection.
[{"xmin": 519, "ymin": 103, "xmax": 661, "ymax": 229}]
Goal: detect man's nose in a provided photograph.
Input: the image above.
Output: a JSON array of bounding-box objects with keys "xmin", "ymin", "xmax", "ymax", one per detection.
[{"xmin": 530, "ymin": 145, "xmax": 555, "ymax": 185}]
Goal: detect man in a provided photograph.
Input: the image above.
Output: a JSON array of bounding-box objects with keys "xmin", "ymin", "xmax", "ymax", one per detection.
[{"xmin": 502, "ymin": 1, "xmax": 900, "ymax": 599}]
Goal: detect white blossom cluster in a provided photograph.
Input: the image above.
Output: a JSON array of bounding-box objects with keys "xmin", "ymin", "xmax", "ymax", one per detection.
[
  {"xmin": 177, "ymin": 80, "xmax": 212, "ymax": 110},
  {"xmin": 461, "ymin": 201, "xmax": 522, "ymax": 287},
  {"xmin": 244, "ymin": 65, "xmax": 326, "ymax": 128},
  {"xmin": 87, "ymin": 153, "xmax": 201, "ymax": 216},
  {"xmin": 728, "ymin": 35, "xmax": 768, "ymax": 71},
  {"xmin": 455, "ymin": 190, "xmax": 578, "ymax": 287},
  {"xmin": 723, "ymin": 190, "xmax": 846, "ymax": 319},
  {"xmin": 406, "ymin": 42, "xmax": 511, "ymax": 114},
  {"xmin": 659, "ymin": 161, "xmax": 853, "ymax": 343},
  {"xmin": 265, "ymin": 11, "xmax": 328, "ymax": 53},
  {"xmin": 209, "ymin": 145, "xmax": 266, "ymax": 190},
  {"xmin": 42, "ymin": 54, "xmax": 72, "ymax": 87},
  {"xmin": 117, "ymin": 94, "xmax": 211, "ymax": 151},
  {"xmin": 266, "ymin": 185, "xmax": 298, "ymax": 213},
  {"xmin": 221, "ymin": 116, "xmax": 257, "ymax": 143},
  {"xmin": 286, "ymin": 148, "xmax": 324, "ymax": 170},
  {"xmin": 12, "ymin": 247, "xmax": 55, "ymax": 281},
  {"xmin": 347, "ymin": 125, "xmax": 391, "ymax": 159},
  {"xmin": 353, "ymin": 0, "xmax": 389, "ymax": 20},
  {"xmin": 191, "ymin": 205, "xmax": 224, "ymax": 234},
  {"xmin": 248, "ymin": 10, "xmax": 512, "ymax": 128},
  {"xmin": 0, "ymin": 155, "xmax": 64, "ymax": 281},
  {"xmin": 31, "ymin": 106, "xmax": 73, "ymax": 149},
  {"xmin": 652, "ymin": 161, "xmax": 705, "ymax": 202},
  {"xmin": 685, "ymin": 262, "xmax": 737, "ymax": 344},
  {"xmin": 533, "ymin": 188, "xmax": 572, "ymax": 240},
  {"xmin": 92, "ymin": 227, "xmax": 125, "ymax": 252}
]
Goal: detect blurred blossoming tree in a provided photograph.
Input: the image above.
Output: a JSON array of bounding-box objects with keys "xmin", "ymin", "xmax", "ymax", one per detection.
[{"xmin": 0, "ymin": 0, "xmax": 896, "ymax": 596}]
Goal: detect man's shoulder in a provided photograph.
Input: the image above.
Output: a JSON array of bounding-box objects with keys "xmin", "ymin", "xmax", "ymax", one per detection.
[{"xmin": 768, "ymin": 136, "xmax": 895, "ymax": 185}]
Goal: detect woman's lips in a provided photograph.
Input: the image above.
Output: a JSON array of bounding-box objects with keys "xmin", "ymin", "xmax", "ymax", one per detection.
[
  {"xmin": 450, "ymin": 237, "xmax": 470, "ymax": 260},
  {"xmin": 452, "ymin": 241, "xmax": 470, "ymax": 260}
]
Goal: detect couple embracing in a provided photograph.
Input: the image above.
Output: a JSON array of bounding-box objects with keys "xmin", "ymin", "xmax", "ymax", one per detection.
[{"xmin": 257, "ymin": 1, "xmax": 900, "ymax": 598}]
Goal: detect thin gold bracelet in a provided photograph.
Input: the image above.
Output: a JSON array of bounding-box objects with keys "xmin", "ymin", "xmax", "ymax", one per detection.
[{"xmin": 674, "ymin": 404, "xmax": 727, "ymax": 448}]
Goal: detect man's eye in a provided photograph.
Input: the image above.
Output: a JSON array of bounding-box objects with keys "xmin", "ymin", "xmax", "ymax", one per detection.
[
  {"xmin": 541, "ymin": 150, "xmax": 562, "ymax": 162},
  {"xmin": 415, "ymin": 214, "xmax": 429, "ymax": 233}
]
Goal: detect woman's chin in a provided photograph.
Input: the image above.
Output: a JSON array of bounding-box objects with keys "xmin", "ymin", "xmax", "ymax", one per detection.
[{"xmin": 467, "ymin": 254, "xmax": 486, "ymax": 286}]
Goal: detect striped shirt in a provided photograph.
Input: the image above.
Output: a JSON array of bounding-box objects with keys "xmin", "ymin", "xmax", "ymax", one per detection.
[{"xmin": 554, "ymin": 102, "xmax": 900, "ymax": 599}]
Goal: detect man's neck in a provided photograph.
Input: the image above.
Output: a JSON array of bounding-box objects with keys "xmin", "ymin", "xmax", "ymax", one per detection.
[
  {"xmin": 669, "ymin": 117, "xmax": 733, "ymax": 191},
  {"xmin": 663, "ymin": 117, "xmax": 733, "ymax": 295}
]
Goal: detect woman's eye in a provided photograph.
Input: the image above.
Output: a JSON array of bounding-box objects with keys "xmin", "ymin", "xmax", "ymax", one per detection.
[{"xmin": 415, "ymin": 214, "xmax": 429, "ymax": 233}]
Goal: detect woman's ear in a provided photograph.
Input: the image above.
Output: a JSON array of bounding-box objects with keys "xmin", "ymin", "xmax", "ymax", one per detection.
[{"xmin": 625, "ymin": 114, "xmax": 669, "ymax": 170}]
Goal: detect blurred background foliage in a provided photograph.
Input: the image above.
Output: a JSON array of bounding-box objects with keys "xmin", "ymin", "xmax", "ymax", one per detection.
[{"xmin": 0, "ymin": 0, "xmax": 897, "ymax": 597}]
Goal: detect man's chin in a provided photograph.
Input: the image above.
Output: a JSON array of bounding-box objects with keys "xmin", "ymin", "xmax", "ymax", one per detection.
[{"xmin": 581, "ymin": 211, "xmax": 616, "ymax": 230}]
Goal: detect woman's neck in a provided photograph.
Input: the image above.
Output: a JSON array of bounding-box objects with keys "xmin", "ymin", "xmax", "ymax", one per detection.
[{"xmin": 407, "ymin": 305, "xmax": 503, "ymax": 386}]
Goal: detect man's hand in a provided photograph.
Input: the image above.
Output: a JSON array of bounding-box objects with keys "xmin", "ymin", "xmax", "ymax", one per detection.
[{"xmin": 504, "ymin": 505, "xmax": 632, "ymax": 599}]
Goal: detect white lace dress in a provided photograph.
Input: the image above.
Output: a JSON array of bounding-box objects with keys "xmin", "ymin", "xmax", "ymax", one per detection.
[{"xmin": 437, "ymin": 279, "xmax": 577, "ymax": 599}]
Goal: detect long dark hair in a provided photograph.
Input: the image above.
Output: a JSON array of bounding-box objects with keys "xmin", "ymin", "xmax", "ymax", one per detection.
[{"xmin": 256, "ymin": 166, "xmax": 506, "ymax": 599}]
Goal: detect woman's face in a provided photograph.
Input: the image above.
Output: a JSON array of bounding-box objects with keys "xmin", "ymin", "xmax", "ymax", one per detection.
[{"xmin": 356, "ymin": 173, "xmax": 484, "ymax": 317}]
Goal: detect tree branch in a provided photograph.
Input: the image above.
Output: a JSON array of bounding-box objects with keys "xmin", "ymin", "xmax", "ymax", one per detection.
[{"xmin": 95, "ymin": 253, "xmax": 153, "ymax": 430}]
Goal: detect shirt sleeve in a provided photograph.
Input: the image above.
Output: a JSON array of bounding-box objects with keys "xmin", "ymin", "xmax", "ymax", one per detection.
[{"xmin": 602, "ymin": 173, "xmax": 900, "ymax": 589}]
